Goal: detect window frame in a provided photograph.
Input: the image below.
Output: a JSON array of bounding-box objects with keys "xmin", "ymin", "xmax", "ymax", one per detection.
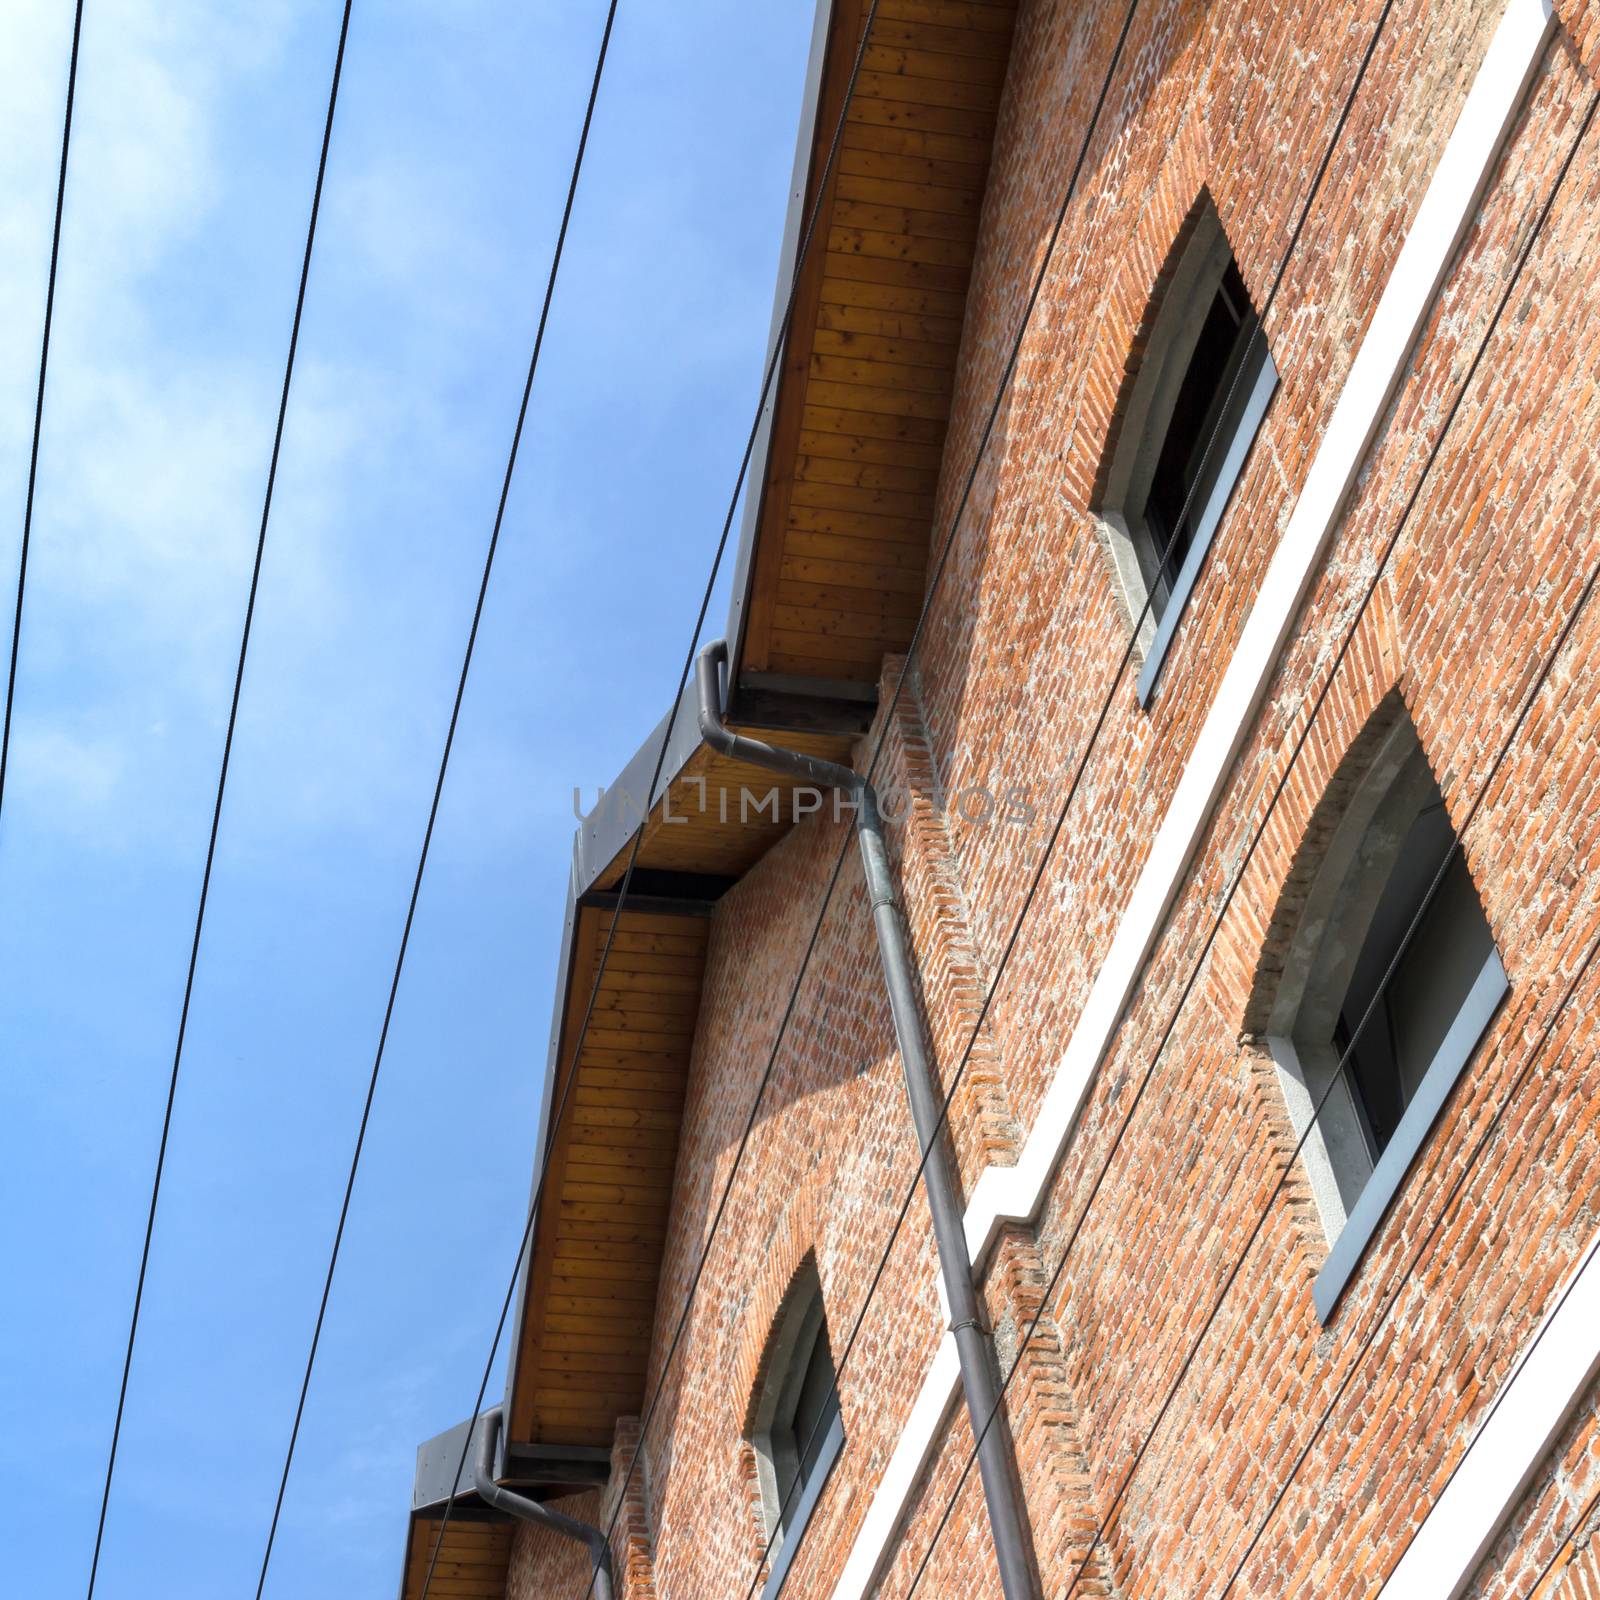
[
  {"xmin": 1133, "ymin": 341, "xmax": 1277, "ymax": 704},
  {"xmin": 749, "ymin": 1270, "xmax": 845, "ymax": 1599},
  {"xmin": 1259, "ymin": 716, "xmax": 1509, "ymax": 1322},
  {"xmin": 1307, "ymin": 945, "xmax": 1507, "ymax": 1322},
  {"xmin": 759, "ymin": 1408, "xmax": 844, "ymax": 1600},
  {"xmin": 1096, "ymin": 201, "xmax": 1278, "ymax": 705}
]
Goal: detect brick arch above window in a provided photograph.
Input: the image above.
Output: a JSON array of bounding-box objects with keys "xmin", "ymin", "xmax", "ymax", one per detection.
[
  {"xmin": 1223, "ymin": 618, "xmax": 1509, "ymax": 1320},
  {"xmin": 1241, "ymin": 685, "xmax": 1419, "ymax": 1044},
  {"xmin": 1082, "ymin": 158, "xmax": 1279, "ymax": 701},
  {"xmin": 733, "ymin": 1179, "xmax": 826, "ymax": 1435},
  {"xmin": 1077, "ymin": 123, "xmax": 1213, "ymax": 513},
  {"xmin": 729, "ymin": 1174, "xmax": 848, "ymax": 1600},
  {"xmin": 1211, "ymin": 593, "xmax": 1406, "ymax": 1042},
  {"xmin": 1088, "ymin": 180, "xmax": 1220, "ymax": 513}
]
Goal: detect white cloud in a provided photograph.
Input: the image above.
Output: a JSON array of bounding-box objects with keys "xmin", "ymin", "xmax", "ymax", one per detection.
[
  {"xmin": 11, "ymin": 724, "xmax": 125, "ymax": 819},
  {"xmin": 0, "ymin": 0, "xmax": 491, "ymax": 860}
]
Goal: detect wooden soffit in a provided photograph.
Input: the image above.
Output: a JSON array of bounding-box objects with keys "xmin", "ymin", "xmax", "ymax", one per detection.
[
  {"xmin": 508, "ymin": 724, "xmax": 853, "ymax": 1453},
  {"xmin": 506, "ymin": 902, "xmax": 708, "ymax": 1450},
  {"xmin": 738, "ymin": 0, "xmax": 1018, "ymax": 686},
  {"xmin": 589, "ymin": 726, "xmax": 856, "ymax": 890},
  {"xmin": 397, "ymin": 1515, "xmax": 513, "ymax": 1600}
]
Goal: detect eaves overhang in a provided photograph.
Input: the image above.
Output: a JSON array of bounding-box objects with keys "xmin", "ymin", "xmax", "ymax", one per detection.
[
  {"xmin": 397, "ymin": 1414, "xmax": 613, "ymax": 1600},
  {"xmin": 497, "ymin": 0, "xmax": 1023, "ymax": 1498},
  {"xmin": 396, "ymin": 1417, "xmax": 508, "ymax": 1600},
  {"xmin": 725, "ymin": 0, "xmax": 1019, "ymax": 726},
  {"xmin": 398, "ymin": 0, "xmax": 1021, "ymax": 1573},
  {"xmin": 499, "ymin": 662, "xmax": 855, "ymax": 1471}
]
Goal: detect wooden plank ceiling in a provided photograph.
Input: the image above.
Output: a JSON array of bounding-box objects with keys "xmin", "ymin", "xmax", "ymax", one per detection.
[
  {"xmin": 740, "ymin": 0, "xmax": 1018, "ymax": 685},
  {"xmin": 590, "ymin": 728, "xmax": 857, "ymax": 890},
  {"xmin": 399, "ymin": 1517, "xmax": 514, "ymax": 1600},
  {"xmin": 509, "ymin": 905, "xmax": 707, "ymax": 1447},
  {"xmin": 501, "ymin": 0, "xmax": 1022, "ymax": 1486},
  {"xmin": 509, "ymin": 732, "xmax": 853, "ymax": 1454}
]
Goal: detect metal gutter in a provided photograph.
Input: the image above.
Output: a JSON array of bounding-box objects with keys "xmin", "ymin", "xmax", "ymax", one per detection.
[
  {"xmin": 474, "ymin": 1406, "xmax": 616, "ymax": 1600},
  {"xmin": 696, "ymin": 639, "xmax": 1040, "ymax": 1600}
]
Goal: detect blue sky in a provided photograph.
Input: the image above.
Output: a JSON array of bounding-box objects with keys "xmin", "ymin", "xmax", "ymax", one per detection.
[{"xmin": 0, "ymin": 1, "xmax": 813, "ymax": 1593}]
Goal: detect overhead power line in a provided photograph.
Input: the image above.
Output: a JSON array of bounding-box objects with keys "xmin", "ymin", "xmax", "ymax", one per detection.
[
  {"xmin": 576, "ymin": 0, "xmax": 1382, "ymax": 1586},
  {"xmin": 2, "ymin": 0, "xmax": 84, "ymax": 837},
  {"xmin": 413, "ymin": 7, "xmax": 895, "ymax": 1597},
  {"xmin": 731, "ymin": 0, "xmax": 1408, "ymax": 1585},
  {"xmin": 1525, "ymin": 1459, "xmax": 1600, "ymax": 1597},
  {"xmin": 254, "ymin": 5, "xmax": 622, "ymax": 1598},
  {"xmin": 1075, "ymin": 87, "xmax": 1600, "ymax": 1600},
  {"xmin": 724, "ymin": 1, "xmax": 1164, "ymax": 1588},
  {"xmin": 569, "ymin": 3, "xmax": 1159, "ymax": 1592},
  {"xmin": 902, "ymin": 83, "xmax": 1600, "ymax": 1600},
  {"xmin": 1215, "ymin": 830, "xmax": 1600, "ymax": 1597},
  {"xmin": 84, "ymin": 5, "xmax": 357, "ymax": 1597}
]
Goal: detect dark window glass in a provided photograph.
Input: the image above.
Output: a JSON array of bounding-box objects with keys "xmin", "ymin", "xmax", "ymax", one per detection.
[
  {"xmin": 1333, "ymin": 787, "xmax": 1496, "ymax": 1157},
  {"xmin": 1142, "ymin": 256, "xmax": 1259, "ymax": 610},
  {"xmin": 774, "ymin": 1317, "xmax": 839, "ymax": 1523},
  {"xmin": 791, "ymin": 1321, "xmax": 839, "ymax": 1492}
]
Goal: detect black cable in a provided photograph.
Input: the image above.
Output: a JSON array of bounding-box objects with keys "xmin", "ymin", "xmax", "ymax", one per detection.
[
  {"xmin": 1435, "ymin": 1221, "xmax": 1600, "ymax": 1589},
  {"xmin": 567, "ymin": 7, "xmax": 1167, "ymax": 1596},
  {"xmin": 251, "ymin": 4, "xmax": 623, "ymax": 1596},
  {"xmin": 1200, "ymin": 90, "xmax": 1600, "ymax": 1600},
  {"xmin": 983, "ymin": 85, "xmax": 1600, "ymax": 1597},
  {"xmin": 1206, "ymin": 575, "xmax": 1600, "ymax": 1600},
  {"xmin": 83, "ymin": 7, "xmax": 353, "ymax": 1596},
  {"xmin": 902, "ymin": 80, "xmax": 1600, "ymax": 1600},
  {"xmin": 1525, "ymin": 1472, "xmax": 1600, "ymax": 1598},
  {"xmin": 413, "ymin": 6, "xmax": 887, "ymax": 1595},
  {"xmin": 1223, "ymin": 912, "xmax": 1600, "ymax": 1599},
  {"xmin": 1390, "ymin": 1217, "xmax": 1600, "ymax": 1600},
  {"xmin": 739, "ymin": 0, "xmax": 1400, "ymax": 1585},
  {"xmin": 1, "ymin": 0, "xmax": 83, "ymax": 835},
  {"xmin": 721, "ymin": 3, "xmax": 1163, "ymax": 1589},
  {"xmin": 1207, "ymin": 147, "xmax": 1600, "ymax": 1586}
]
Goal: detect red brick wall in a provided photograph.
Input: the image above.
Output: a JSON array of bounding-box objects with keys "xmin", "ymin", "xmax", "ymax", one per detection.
[
  {"xmin": 1469, "ymin": 1368, "xmax": 1600, "ymax": 1597},
  {"xmin": 507, "ymin": 0, "xmax": 1600, "ymax": 1594}
]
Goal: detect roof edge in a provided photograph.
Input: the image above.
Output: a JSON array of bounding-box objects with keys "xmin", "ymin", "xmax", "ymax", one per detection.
[{"xmin": 723, "ymin": 0, "xmax": 839, "ymax": 690}]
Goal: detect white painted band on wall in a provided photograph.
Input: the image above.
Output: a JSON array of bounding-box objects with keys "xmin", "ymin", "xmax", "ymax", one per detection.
[
  {"xmin": 830, "ymin": 1, "xmax": 1556, "ymax": 1594},
  {"xmin": 1377, "ymin": 1225, "xmax": 1600, "ymax": 1598}
]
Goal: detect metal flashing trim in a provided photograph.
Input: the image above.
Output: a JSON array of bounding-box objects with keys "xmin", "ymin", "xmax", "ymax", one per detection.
[
  {"xmin": 730, "ymin": 671, "xmax": 880, "ymax": 737},
  {"xmin": 572, "ymin": 673, "xmax": 707, "ymax": 899},
  {"xmin": 413, "ymin": 1414, "xmax": 492, "ymax": 1513},
  {"xmin": 829, "ymin": 3, "xmax": 1555, "ymax": 1592},
  {"xmin": 502, "ymin": 1441, "xmax": 614, "ymax": 1489},
  {"xmin": 724, "ymin": 0, "xmax": 839, "ymax": 688},
  {"xmin": 739, "ymin": 671, "xmax": 878, "ymax": 703},
  {"xmin": 576, "ymin": 871, "xmax": 736, "ymax": 914}
]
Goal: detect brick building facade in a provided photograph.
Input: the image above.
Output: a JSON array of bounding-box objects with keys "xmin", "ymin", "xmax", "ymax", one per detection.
[{"xmin": 396, "ymin": 0, "xmax": 1600, "ymax": 1594}]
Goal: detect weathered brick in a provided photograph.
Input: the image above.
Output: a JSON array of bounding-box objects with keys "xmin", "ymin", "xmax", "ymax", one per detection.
[{"xmin": 502, "ymin": 1, "xmax": 1600, "ymax": 1595}]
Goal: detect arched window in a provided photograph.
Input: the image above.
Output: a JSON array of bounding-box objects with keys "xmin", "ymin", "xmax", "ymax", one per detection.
[
  {"xmin": 1097, "ymin": 194, "xmax": 1277, "ymax": 704},
  {"xmin": 1261, "ymin": 708, "xmax": 1508, "ymax": 1320},
  {"xmin": 749, "ymin": 1261, "xmax": 843, "ymax": 1596}
]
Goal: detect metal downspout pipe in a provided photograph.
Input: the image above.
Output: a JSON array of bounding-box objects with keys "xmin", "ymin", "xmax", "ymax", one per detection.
[
  {"xmin": 695, "ymin": 639, "xmax": 1039, "ymax": 1600},
  {"xmin": 473, "ymin": 1406, "xmax": 616, "ymax": 1600}
]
